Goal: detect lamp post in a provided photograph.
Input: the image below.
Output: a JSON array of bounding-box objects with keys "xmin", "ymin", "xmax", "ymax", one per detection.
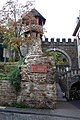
[{"xmin": 53, "ymin": 48, "xmax": 56, "ymax": 66}]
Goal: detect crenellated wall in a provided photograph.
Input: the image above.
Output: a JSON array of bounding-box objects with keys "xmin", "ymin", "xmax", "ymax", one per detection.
[
  {"xmin": 42, "ymin": 38, "xmax": 77, "ymax": 45},
  {"xmin": 42, "ymin": 38, "xmax": 78, "ymax": 69}
]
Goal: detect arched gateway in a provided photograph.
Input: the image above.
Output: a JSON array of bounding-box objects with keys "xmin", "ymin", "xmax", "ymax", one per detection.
[
  {"xmin": 46, "ymin": 48, "xmax": 72, "ymax": 68},
  {"xmin": 42, "ymin": 38, "xmax": 78, "ymax": 69},
  {"xmin": 42, "ymin": 38, "xmax": 79, "ymax": 100},
  {"xmin": 70, "ymin": 81, "xmax": 80, "ymax": 100}
]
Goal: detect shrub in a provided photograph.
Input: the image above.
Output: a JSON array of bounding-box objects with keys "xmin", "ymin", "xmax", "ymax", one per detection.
[
  {"xmin": 9, "ymin": 66, "xmax": 21, "ymax": 91},
  {"xmin": 9, "ymin": 57, "xmax": 24, "ymax": 91}
]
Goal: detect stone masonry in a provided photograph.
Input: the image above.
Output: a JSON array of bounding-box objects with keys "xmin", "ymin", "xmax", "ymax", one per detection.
[
  {"xmin": 42, "ymin": 38, "xmax": 78, "ymax": 69},
  {"xmin": 0, "ymin": 80, "xmax": 16, "ymax": 105},
  {"xmin": 18, "ymin": 33, "xmax": 57, "ymax": 109}
]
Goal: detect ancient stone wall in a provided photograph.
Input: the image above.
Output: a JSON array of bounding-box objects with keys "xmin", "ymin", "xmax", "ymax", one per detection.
[
  {"xmin": 0, "ymin": 80, "xmax": 16, "ymax": 105},
  {"xmin": 18, "ymin": 55, "xmax": 57, "ymax": 109}
]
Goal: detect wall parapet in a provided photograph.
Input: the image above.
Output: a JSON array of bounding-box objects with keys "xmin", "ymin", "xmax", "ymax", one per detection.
[{"xmin": 42, "ymin": 38, "xmax": 77, "ymax": 46}]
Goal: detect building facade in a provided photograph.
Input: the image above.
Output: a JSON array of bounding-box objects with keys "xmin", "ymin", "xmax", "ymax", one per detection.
[{"xmin": 73, "ymin": 17, "xmax": 80, "ymax": 68}]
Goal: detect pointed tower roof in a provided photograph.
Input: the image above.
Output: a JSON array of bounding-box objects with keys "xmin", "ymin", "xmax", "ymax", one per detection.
[{"xmin": 22, "ymin": 8, "xmax": 46, "ymax": 24}]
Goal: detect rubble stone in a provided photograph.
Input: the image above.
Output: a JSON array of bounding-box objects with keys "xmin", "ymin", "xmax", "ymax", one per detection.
[{"xmin": 18, "ymin": 33, "xmax": 57, "ymax": 109}]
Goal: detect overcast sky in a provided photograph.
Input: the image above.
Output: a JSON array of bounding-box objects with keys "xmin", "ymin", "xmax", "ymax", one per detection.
[{"xmin": 0, "ymin": 0, "xmax": 80, "ymax": 39}]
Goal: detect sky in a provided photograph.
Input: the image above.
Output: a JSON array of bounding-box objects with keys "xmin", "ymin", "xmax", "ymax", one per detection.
[{"xmin": 0, "ymin": 0, "xmax": 80, "ymax": 39}]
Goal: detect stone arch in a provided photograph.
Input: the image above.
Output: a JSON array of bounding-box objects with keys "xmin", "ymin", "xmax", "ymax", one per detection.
[
  {"xmin": 70, "ymin": 75, "xmax": 80, "ymax": 85},
  {"xmin": 69, "ymin": 81, "xmax": 80, "ymax": 100},
  {"xmin": 46, "ymin": 48, "xmax": 72, "ymax": 68}
]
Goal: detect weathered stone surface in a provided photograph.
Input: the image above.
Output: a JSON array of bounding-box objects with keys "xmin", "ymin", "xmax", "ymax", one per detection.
[
  {"xmin": 0, "ymin": 32, "xmax": 57, "ymax": 109},
  {"xmin": 18, "ymin": 54, "xmax": 57, "ymax": 109},
  {"xmin": 18, "ymin": 31, "xmax": 57, "ymax": 109},
  {"xmin": 0, "ymin": 80, "xmax": 16, "ymax": 105}
]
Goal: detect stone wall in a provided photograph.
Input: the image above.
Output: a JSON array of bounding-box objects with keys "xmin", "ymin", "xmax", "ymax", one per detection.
[
  {"xmin": 0, "ymin": 56, "xmax": 57, "ymax": 109},
  {"xmin": 18, "ymin": 55, "xmax": 57, "ymax": 109},
  {"xmin": 42, "ymin": 38, "xmax": 78, "ymax": 69},
  {"xmin": 17, "ymin": 33, "xmax": 57, "ymax": 109},
  {"xmin": 0, "ymin": 80, "xmax": 16, "ymax": 105},
  {"xmin": 0, "ymin": 33, "xmax": 57, "ymax": 109}
]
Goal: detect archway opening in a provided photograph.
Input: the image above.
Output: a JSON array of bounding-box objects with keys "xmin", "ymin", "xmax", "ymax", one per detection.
[
  {"xmin": 70, "ymin": 82, "xmax": 80, "ymax": 100},
  {"xmin": 44, "ymin": 49, "xmax": 70, "ymax": 71}
]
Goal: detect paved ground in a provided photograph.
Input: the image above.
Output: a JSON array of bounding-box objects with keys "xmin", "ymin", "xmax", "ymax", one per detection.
[{"xmin": 0, "ymin": 100, "xmax": 80, "ymax": 120}]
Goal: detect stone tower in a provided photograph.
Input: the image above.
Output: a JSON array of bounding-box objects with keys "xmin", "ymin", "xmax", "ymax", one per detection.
[{"xmin": 18, "ymin": 9, "xmax": 57, "ymax": 109}]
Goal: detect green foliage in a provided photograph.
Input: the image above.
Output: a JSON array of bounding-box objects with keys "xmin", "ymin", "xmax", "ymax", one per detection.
[
  {"xmin": 0, "ymin": 57, "xmax": 24, "ymax": 91},
  {"xmin": 17, "ymin": 57, "xmax": 24, "ymax": 66},
  {"xmin": 0, "ymin": 0, "xmax": 35, "ymax": 57},
  {"xmin": 0, "ymin": 73, "xmax": 8, "ymax": 80},
  {"xmin": 9, "ymin": 57, "xmax": 24, "ymax": 91},
  {"xmin": 9, "ymin": 66, "xmax": 21, "ymax": 91},
  {"xmin": 11, "ymin": 102, "xmax": 27, "ymax": 108},
  {"xmin": 0, "ymin": 63, "xmax": 8, "ymax": 80},
  {"xmin": 1, "ymin": 101, "xmax": 27, "ymax": 108},
  {"xmin": 9, "ymin": 56, "xmax": 16, "ymax": 62},
  {"xmin": 44, "ymin": 50, "xmax": 69, "ymax": 65},
  {"xmin": 0, "ymin": 62, "xmax": 17, "ymax": 80}
]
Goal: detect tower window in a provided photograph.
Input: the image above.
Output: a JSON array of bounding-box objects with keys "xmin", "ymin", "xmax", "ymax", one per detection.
[{"xmin": 39, "ymin": 18, "xmax": 42, "ymax": 26}]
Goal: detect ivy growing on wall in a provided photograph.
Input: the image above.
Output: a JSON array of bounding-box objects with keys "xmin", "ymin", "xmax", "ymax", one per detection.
[
  {"xmin": 9, "ymin": 57, "xmax": 24, "ymax": 91},
  {"xmin": 9, "ymin": 66, "xmax": 21, "ymax": 91}
]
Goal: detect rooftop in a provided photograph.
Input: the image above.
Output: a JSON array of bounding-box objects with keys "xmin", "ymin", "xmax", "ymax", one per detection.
[
  {"xmin": 22, "ymin": 8, "xmax": 46, "ymax": 24},
  {"xmin": 73, "ymin": 20, "xmax": 80, "ymax": 36}
]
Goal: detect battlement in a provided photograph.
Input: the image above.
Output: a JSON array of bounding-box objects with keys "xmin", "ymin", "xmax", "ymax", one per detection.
[{"xmin": 42, "ymin": 38, "xmax": 77, "ymax": 46}]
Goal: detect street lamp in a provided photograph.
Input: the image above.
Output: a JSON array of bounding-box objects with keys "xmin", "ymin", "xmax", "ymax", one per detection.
[{"xmin": 53, "ymin": 48, "xmax": 56, "ymax": 65}]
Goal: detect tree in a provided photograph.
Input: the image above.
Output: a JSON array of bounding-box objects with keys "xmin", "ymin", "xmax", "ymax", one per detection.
[
  {"xmin": 0, "ymin": 0, "xmax": 35, "ymax": 57},
  {"xmin": 44, "ymin": 50, "xmax": 69, "ymax": 65}
]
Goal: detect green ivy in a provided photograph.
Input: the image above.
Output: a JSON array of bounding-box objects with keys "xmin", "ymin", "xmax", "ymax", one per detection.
[
  {"xmin": 9, "ymin": 57, "xmax": 24, "ymax": 91},
  {"xmin": 0, "ymin": 57, "xmax": 24, "ymax": 91},
  {"xmin": 9, "ymin": 66, "xmax": 21, "ymax": 91}
]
